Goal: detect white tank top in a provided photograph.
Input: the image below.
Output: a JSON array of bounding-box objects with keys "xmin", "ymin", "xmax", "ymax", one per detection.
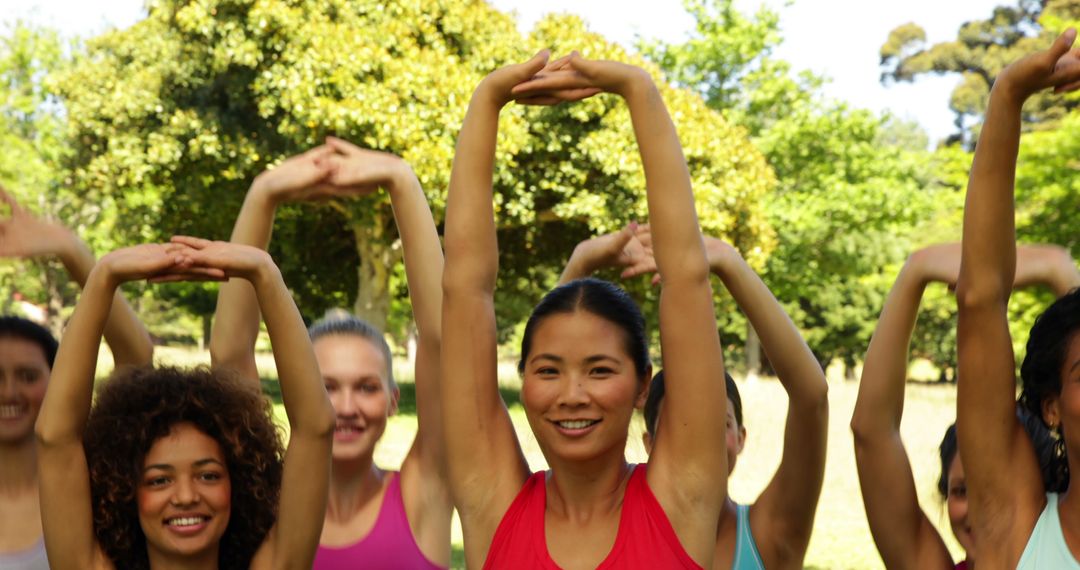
[
  {"xmin": 0, "ymin": 538, "xmax": 49, "ymax": 570},
  {"xmin": 1017, "ymin": 493, "xmax": 1080, "ymax": 569}
]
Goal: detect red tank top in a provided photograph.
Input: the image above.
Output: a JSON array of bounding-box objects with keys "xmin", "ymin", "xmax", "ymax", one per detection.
[{"xmin": 482, "ymin": 464, "xmax": 703, "ymax": 569}]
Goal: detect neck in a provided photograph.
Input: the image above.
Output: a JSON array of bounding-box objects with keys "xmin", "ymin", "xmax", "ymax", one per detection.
[
  {"xmin": 0, "ymin": 436, "xmax": 37, "ymax": 493},
  {"xmin": 544, "ymin": 444, "xmax": 632, "ymax": 522},
  {"xmin": 326, "ymin": 454, "xmax": 386, "ymax": 521},
  {"xmin": 147, "ymin": 543, "xmax": 219, "ymax": 570}
]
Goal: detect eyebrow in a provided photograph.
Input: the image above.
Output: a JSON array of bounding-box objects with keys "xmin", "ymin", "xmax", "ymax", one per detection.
[
  {"xmin": 143, "ymin": 458, "xmax": 225, "ymax": 473},
  {"xmin": 528, "ymin": 354, "xmax": 619, "ymax": 365}
]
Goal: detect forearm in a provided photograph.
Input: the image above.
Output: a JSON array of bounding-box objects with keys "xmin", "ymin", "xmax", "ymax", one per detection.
[
  {"xmin": 388, "ymin": 166, "xmax": 444, "ymax": 339},
  {"xmin": 622, "ymin": 76, "xmax": 710, "ymax": 282},
  {"xmin": 956, "ymin": 86, "xmax": 1023, "ymax": 306},
  {"xmin": 210, "ymin": 186, "xmax": 277, "ymax": 375},
  {"xmin": 852, "ymin": 265, "xmax": 927, "ymax": 438},
  {"xmin": 558, "ymin": 245, "xmax": 597, "ymax": 285},
  {"xmin": 251, "ymin": 265, "xmax": 333, "ymax": 436},
  {"xmin": 1016, "ymin": 244, "xmax": 1080, "ymax": 296},
  {"xmin": 442, "ymin": 88, "xmax": 502, "ymax": 294},
  {"xmin": 36, "ymin": 269, "xmax": 117, "ymax": 444},
  {"xmin": 712, "ymin": 254, "xmax": 825, "ymax": 405},
  {"xmin": 50, "ymin": 229, "xmax": 152, "ymax": 367}
]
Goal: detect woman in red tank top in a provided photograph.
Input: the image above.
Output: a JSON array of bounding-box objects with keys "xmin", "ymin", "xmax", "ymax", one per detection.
[{"xmin": 441, "ymin": 51, "xmax": 730, "ymax": 569}]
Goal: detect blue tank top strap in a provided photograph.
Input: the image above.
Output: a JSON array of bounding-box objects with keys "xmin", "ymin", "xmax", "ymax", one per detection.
[{"xmin": 732, "ymin": 503, "xmax": 765, "ymax": 570}]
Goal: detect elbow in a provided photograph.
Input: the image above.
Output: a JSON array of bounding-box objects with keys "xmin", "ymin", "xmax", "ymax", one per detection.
[
  {"xmin": 954, "ymin": 278, "xmax": 1008, "ymax": 312},
  {"xmin": 299, "ymin": 403, "xmax": 337, "ymax": 441},
  {"xmin": 34, "ymin": 420, "xmax": 79, "ymax": 449}
]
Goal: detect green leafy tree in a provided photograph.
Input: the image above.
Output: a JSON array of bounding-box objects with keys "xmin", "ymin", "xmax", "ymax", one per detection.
[
  {"xmin": 0, "ymin": 21, "xmax": 88, "ymax": 335},
  {"xmin": 881, "ymin": 0, "xmax": 1080, "ymax": 145},
  {"xmin": 55, "ymin": 0, "xmax": 774, "ymax": 340}
]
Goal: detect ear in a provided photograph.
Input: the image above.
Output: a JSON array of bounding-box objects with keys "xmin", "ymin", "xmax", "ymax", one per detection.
[
  {"xmin": 642, "ymin": 430, "xmax": 654, "ymax": 455},
  {"xmin": 634, "ymin": 363, "xmax": 653, "ymax": 409},
  {"xmin": 1043, "ymin": 395, "xmax": 1062, "ymax": 431},
  {"xmin": 736, "ymin": 426, "xmax": 747, "ymax": 455},
  {"xmin": 389, "ymin": 386, "xmax": 401, "ymax": 417}
]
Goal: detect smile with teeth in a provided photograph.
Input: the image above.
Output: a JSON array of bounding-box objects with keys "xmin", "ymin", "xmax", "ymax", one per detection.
[
  {"xmin": 335, "ymin": 425, "xmax": 363, "ymax": 433},
  {"xmin": 166, "ymin": 516, "xmax": 208, "ymax": 527},
  {"xmin": 0, "ymin": 404, "xmax": 27, "ymax": 419},
  {"xmin": 555, "ymin": 419, "xmax": 600, "ymax": 430}
]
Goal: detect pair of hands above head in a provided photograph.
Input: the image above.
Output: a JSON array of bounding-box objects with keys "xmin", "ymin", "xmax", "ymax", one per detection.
[
  {"xmin": 0, "ymin": 187, "xmax": 80, "ymax": 261},
  {"xmin": 252, "ymin": 136, "xmax": 414, "ymax": 205},
  {"xmin": 96, "ymin": 237, "xmax": 273, "ymax": 287},
  {"xmin": 479, "ymin": 49, "xmax": 653, "ymax": 107},
  {"xmin": 997, "ymin": 28, "xmax": 1080, "ymax": 102},
  {"xmin": 570, "ymin": 223, "xmax": 739, "ymax": 284}
]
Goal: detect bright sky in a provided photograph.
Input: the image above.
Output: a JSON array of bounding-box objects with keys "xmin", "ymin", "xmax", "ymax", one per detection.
[{"xmin": 5, "ymin": 0, "xmax": 1006, "ymax": 145}]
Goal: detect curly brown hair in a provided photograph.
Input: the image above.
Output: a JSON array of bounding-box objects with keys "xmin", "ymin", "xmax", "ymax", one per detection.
[{"xmin": 83, "ymin": 366, "xmax": 284, "ymax": 569}]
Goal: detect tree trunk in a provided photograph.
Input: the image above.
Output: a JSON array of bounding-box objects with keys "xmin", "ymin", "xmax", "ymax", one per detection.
[
  {"xmin": 351, "ymin": 220, "xmax": 401, "ymax": 333},
  {"xmin": 744, "ymin": 322, "xmax": 761, "ymax": 381}
]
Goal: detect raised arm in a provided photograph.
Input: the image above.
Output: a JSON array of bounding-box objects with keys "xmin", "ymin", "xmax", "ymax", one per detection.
[
  {"xmin": 440, "ymin": 53, "xmax": 557, "ymax": 567},
  {"xmin": 209, "ymin": 146, "xmax": 335, "ymax": 381},
  {"xmin": 852, "ymin": 244, "xmax": 962, "ymax": 569},
  {"xmin": 35, "ymin": 243, "xmax": 220, "ymax": 569},
  {"xmin": 1015, "ymin": 244, "xmax": 1080, "ymax": 296},
  {"xmin": 516, "ymin": 55, "xmax": 728, "ymax": 562},
  {"xmin": 557, "ymin": 223, "xmax": 654, "ymax": 285},
  {"xmin": 0, "ymin": 189, "xmax": 152, "ymax": 367},
  {"xmin": 700, "ymin": 237, "xmax": 828, "ymax": 566},
  {"xmin": 176, "ymin": 237, "xmax": 334, "ymax": 570},
  {"xmin": 321, "ymin": 137, "xmax": 452, "ymax": 559},
  {"xmin": 954, "ymin": 29, "xmax": 1080, "ymax": 564}
]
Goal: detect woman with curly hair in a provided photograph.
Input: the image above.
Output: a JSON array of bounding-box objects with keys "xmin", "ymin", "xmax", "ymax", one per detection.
[
  {"xmin": 955, "ymin": 29, "xmax": 1080, "ymax": 568},
  {"xmin": 34, "ymin": 238, "xmax": 335, "ymax": 569}
]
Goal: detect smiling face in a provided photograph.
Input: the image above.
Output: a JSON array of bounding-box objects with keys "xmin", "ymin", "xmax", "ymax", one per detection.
[
  {"xmin": 1043, "ymin": 333, "xmax": 1080, "ymax": 465},
  {"xmin": 0, "ymin": 336, "xmax": 50, "ymax": 445},
  {"xmin": 520, "ymin": 310, "xmax": 647, "ymax": 465},
  {"xmin": 314, "ymin": 334, "xmax": 398, "ymax": 463},
  {"xmin": 136, "ymin": 422, "xmax": 231, "ymax": 565}
]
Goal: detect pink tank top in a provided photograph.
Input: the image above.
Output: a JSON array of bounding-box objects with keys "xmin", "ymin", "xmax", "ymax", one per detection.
[
  {"xmin": 313, "ymin": 472, "xmax": 445, "ymax": 570},
  {"xmin": 483, "ymin": 464, "xmax": 703, "ymax": 569}
]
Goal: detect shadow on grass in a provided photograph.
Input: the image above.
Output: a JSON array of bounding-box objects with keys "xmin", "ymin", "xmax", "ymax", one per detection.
[{"xmin": 260, "ymin": 377, "xmax": 524, "ymax": 414}]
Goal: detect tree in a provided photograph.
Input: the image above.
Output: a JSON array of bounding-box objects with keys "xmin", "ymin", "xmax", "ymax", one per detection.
[
  {"xmin": 55, "ymin": 0, "xmax": 775, "ymax": 339},
  {"xmin": 0, "ymin": 21, "xmax": 85, "ymax": 335},
  {"xmin": 645, "ymin": 0, "xmax": 955, "ymax": 375},
  {"xmin": 880, "ymin": 0, "xmax": 1080, "ymax": 146}
]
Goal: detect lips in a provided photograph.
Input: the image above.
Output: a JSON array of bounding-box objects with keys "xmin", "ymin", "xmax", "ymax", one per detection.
[
  {"xmin": 334, "ymin": 424, "xmax": 365, "ymax": 441},
  {"xmin": 551, "ymin": 418, "xmax": 601, "ymax": 436},
  {"xmin": 164, "ymin": 514, "xmax": 210, "ymax": 535}
]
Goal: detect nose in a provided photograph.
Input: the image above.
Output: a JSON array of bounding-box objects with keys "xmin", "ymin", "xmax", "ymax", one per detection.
[
  {"xmin": 0, "ymin": 374, "xmax": 13, "ymax": 400},
  {"xmin": 334, "ymin": 386, "xmax": 359, "ymax": 418},
  {"xmin": 556, "ymin": 373, "xmax": 589, "ymax": 407},
  {"xmin": 171, "ymin": 477, "xmax": 201, "ymax": 507}
]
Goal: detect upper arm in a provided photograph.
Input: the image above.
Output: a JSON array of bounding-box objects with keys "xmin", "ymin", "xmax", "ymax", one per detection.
[
  {"xmin": 259, "ymin": 429, "xmax": 333, "ymax": 569},
  {"xmin": 440, "ymin": 290, "xmax": 529, "ymax": 555},
  {"xmin": 37, "ymin": 441, "xmax": 103, "ymax": 569}
]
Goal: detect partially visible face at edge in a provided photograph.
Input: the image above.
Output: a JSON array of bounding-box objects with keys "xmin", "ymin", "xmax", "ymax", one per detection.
[
  {"xmin": 521, "ymin": 310, "xmax": 648, "ymax": 466},
  {"xmin": 945, "ymin": 454, "xmax": 974, "ymax": 558},
  {"xmin": 642, "ymin": 398, "xmax": 746, "ymax": 477},
  {"xmin": 136, "ymin": 422, "xmax": 232, "ymax": 564},
  {"xmin": 0, "ymin": 336, "xmax": 50, "ymax": 445},
  {"xmin": 315, "ymin": 334, "xmax": 399, "ymax": 463}
]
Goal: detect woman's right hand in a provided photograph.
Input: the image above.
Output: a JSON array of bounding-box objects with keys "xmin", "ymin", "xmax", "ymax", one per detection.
[
  {"xmin": 996, "ymin": 28, "xmax": 1080, "ymax": 102},
  {"xmin": 97, "ymin": 243, "xmax": 225, "ymax": 285},
  {"xmin": 511, "ymin": 53, "xmax": 652, "ymax": 101},
  {"xmin": 250, "ymin": 145, "xmax": 337, "ymax": 205}
]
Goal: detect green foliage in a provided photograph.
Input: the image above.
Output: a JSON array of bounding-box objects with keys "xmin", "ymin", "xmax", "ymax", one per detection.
[
  {"xmin": 881, "ymin": 0, "xmax": 1080, "ymax": 145},
  {"xmin": 55, "ymin": 0, "xmax": 774, "ymax": 341}
]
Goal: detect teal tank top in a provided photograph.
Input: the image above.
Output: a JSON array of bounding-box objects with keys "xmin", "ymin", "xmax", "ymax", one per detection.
[
  {"xmin": 1017, "ymin": 493, "xmax": 1080, "ymax": 569},
  {"xmin": 732, "ymin": 503, "xmax": 764, "ymax": 570}
]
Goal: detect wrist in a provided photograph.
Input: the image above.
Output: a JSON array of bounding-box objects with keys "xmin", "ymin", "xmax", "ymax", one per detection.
[
  {"xmin": 385, "ymin": 160, "xmax": 419, "ymax": 196},
  {"xmin": 989, "ymin": 75, "xmax": 1030, "ymax": 111},
  {"xmin": 617, "ymin": 68, "xmax": 657, "ymax": 100}
]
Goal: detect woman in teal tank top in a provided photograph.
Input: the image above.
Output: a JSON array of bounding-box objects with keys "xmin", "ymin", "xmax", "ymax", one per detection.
[
  {"xmin": 955, "ymin": 29, "xmax": 1080, "ymax": 568},
  {"xmin": 560, "ymin": 229, "xmax": 829, "ymax": 569}
]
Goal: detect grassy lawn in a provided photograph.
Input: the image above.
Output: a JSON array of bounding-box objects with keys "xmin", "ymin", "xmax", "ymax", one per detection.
[{"xmin": 134, "ymin": 346, "xmax": 961, "ymax": 569}]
